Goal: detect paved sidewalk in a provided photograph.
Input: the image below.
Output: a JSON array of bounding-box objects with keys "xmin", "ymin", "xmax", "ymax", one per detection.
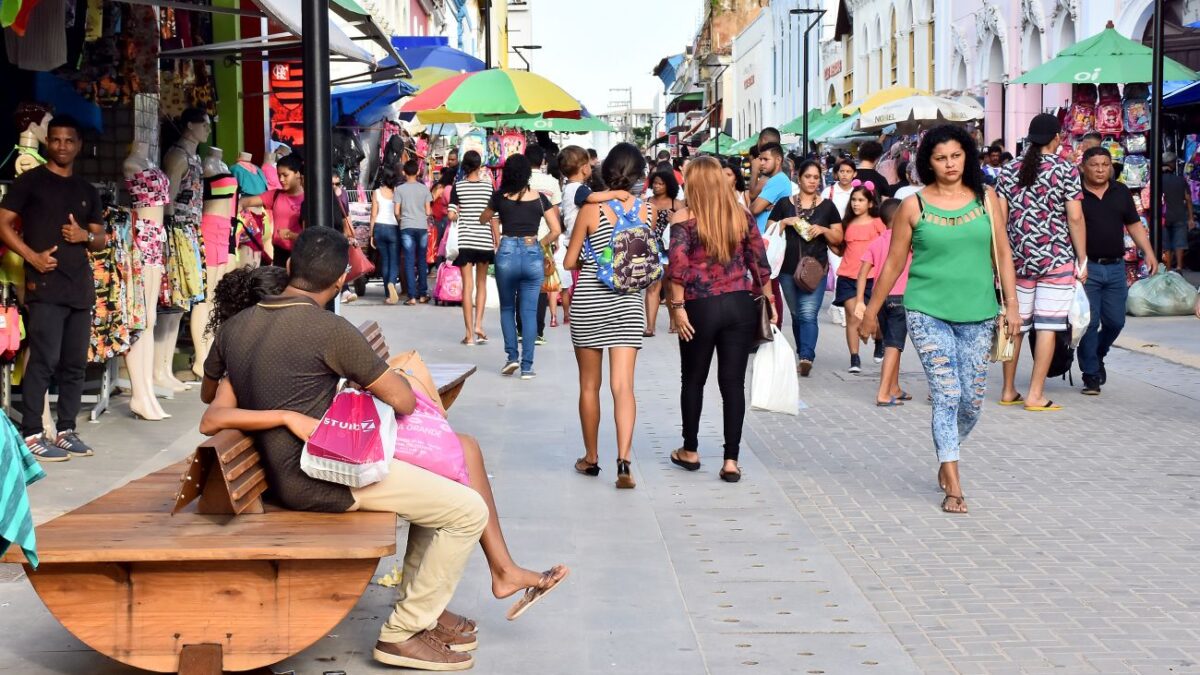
[{"xmin": 0, "ymin": 284, "xmax": 1197, "ymax": 674}]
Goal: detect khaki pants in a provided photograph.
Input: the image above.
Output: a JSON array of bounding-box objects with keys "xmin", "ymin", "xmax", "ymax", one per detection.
[{"xmin": 351, "ymin": 458, "xmax": 488, "ymax": 643}]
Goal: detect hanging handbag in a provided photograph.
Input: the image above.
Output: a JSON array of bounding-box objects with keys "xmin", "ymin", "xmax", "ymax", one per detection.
[
  {"xmin": 790, "ymin": 197, "xmax": 829, "ymax": 292},
  {"xmin": 337, "ymin": 196, "xmax": 375, "ymax": 282},
  {"xmin": 984, "ymin": 194, "xmax": 1016, "ymax": 362},
  {"xmin": 744, "ymin": 214, "xmax": 774, "ymax": 346}
]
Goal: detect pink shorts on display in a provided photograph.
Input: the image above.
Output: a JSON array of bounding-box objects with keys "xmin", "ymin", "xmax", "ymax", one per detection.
[
  {"xmin": 201, "ymin": 213, "xmax": 232, "ymax": 266},
  {"xmin": 1016, "ymin": 262, "xmax": 1075, "ymax": 333}
]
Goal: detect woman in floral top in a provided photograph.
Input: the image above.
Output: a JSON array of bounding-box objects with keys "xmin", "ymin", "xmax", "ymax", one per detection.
[{"xmin": 666, "ymin": 156, "xmax": 775, "ymax": 483}]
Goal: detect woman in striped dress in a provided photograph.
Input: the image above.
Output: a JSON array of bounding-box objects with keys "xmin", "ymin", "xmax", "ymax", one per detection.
[
  {"xmin": 564, "ymin": 143, "xmax": 650, "ymax": 489},
  {"xmin": 448, "ymin": 150, "xmax": 495, "ymax": 345}
]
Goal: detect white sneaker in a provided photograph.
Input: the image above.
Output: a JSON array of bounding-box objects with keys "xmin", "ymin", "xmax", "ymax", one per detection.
[
  {"xmin": 341, "ymin": 290, "xmax": 358, "ymax": 303},
  {"xmin": 828, "ymin": 305, "xmax": 846, "ymax": 327}
]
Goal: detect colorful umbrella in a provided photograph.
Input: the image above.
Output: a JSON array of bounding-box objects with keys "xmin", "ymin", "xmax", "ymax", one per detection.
[
  {"xmin": 841, "ymin": 86, "xmax": 928, "ymax": 115},
  {"xmin": 856, "ymin": 95, "xmax": 982, "ymax": 132},
  {"xmin": 409, "ymin": 67, "xmax": 461, "ymax": 92},
  {"xmin": 478, "ymin": 114, "xmax": 614, "ymax": 134},
  {"xmin": 697, "ymin": 133, "xmax": 740, "ymax": 154},
  {"xmin": 1013, "ymin": 22, "xmax": 1200, "ymax": 84},
  {"xmin": 400, "ymin": 69, "xmax": 582, "ymax": 123}
]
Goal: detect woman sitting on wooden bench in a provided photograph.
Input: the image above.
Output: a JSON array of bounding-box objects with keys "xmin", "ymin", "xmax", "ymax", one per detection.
[{"xmin": 198, "ymin": 244, "xmax": 568, "ymax": 670}]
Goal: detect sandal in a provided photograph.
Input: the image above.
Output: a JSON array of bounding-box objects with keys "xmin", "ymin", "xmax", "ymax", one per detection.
[
  {"xmin": 875, "ymin": 397, "xmax": 904, "ymax": 407},
  {"xmin": 1024, "ymin": 400, "xmax": 1062, "ymax": 412},
  {"xmin": 897, "ymin": 391, "xmax": 913, "ymax": 401},
  {"xmin": 719, "ymin": 467, "xmax": 742, "ymax": 483},
  {"xmin": 574, "ymin": 457, "xmax": 600, "ymax": 476},
  {"xmin": 460, "ymin": 337, "xmax": 476, "ymax": 346},
  {"xmin": 506, "ymin": 566, "xmax": 570, "ymax": 621},
  {"xmin": 404, "ymin": 299, "xmax": 417, "ymax": 306},
  {"xmin": 998, "ymin": 394, "xmax": 1025, "ymax": 406},
  {"xmin": 941, "ymin": 494, "xmax": 968, "ymax": 514},
  {"xmin": 615, "ymin": 459, "xmax": 636, "ymax": 489},
  {"xmin": 474, "ymin": 332, "xmax": 489, "ymax": 344},
  {"xmin": 670, "ymin": 449, "xmax": 701, "ymax": 472}
]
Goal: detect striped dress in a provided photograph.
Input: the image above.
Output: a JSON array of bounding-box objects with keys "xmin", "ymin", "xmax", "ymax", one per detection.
[
  {"xmin": 448, "ymin": 178, "xmax": 495, "ymax": 253},
  {"xmin": 569, "ymin": 207, "xmax": 647, "ymax": 350}
]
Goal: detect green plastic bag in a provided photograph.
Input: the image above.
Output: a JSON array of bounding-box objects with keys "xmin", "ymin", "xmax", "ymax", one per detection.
[{"xmin": 1126, "ymin": 269, "xmax": 1198, "ymax": 316}]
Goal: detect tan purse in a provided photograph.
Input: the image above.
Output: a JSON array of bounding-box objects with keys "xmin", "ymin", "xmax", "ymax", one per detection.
[{"xmin": 984, "ymin": 194, "xmax": 1015, "ymax": 363}]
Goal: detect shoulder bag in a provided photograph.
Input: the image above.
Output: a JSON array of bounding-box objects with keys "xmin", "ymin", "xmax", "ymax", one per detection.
[
  {"xmin": 983, "ymin": 192, "xmax": 1015, "ymax": 362},
  {"xmin": 743, "ymin": 212, "xmax": 774, "ymax": 345}
]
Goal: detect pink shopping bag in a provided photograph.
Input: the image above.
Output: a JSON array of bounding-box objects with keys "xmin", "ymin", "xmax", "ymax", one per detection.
[
  {"xmin": 393, "ymin": 389, "xmax": 470, "ymax": 485},
  {"xmin": 301, "ymin": 389, "xmax": 396, "ymax": 487}
]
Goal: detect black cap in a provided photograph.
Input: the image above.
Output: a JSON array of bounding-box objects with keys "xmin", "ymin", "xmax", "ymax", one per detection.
[{"xmin": 1026, "ymin": 113, "xmax": 1061, "ymax": 146}]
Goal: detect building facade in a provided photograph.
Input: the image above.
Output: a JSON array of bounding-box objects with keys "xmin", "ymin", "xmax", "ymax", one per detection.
[{"xmin": 733, "ymin": 9, "xmax": 771, "ymax": 139}]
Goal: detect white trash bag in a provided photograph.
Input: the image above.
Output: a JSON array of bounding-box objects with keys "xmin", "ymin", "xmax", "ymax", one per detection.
[
  {"xmin": 750, "ymin": 326, "xmax": 799, "ymax": 415},
  {"xmin": 763, "ymin": 222, "xmax": 786, "ymax": 279},
  {"xmin": 1068, "ymin": 281, "xmax": 1091, "ymax": 348}
]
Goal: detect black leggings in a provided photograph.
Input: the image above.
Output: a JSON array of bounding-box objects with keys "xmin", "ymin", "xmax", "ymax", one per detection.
[{"xmin": 678, "ymin": 291, "xmax": 756, "ymax": 462}]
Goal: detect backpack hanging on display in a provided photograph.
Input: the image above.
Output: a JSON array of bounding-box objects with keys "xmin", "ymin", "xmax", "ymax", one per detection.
[
  {"xmin": 1067, "ymin": 83, "xmax": 1097, "ymax": 134},
  {"xmin": 1095, "ymin": 84, "xmax": 1124, "ymax": 135},
  {"xmin": 1102, "ymin": 138, "xmax": 1126, "ymax": 163},
  {"xmin": 1123, "ymin": 83, "xmax": 1151, "ymax": 133},
  {"xmin": 583, "ymin": 199, "xmax": 663, "ymax": 293}
]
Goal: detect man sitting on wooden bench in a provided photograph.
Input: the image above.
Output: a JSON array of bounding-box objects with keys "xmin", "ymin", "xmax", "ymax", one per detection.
[{"xmin": 200, "ymin": 228, "xmax": 485, "ymax": 672}]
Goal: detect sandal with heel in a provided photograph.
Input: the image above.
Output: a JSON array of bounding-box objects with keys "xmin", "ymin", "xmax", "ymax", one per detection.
[
  {"xmin": 574, "ymin": 457, "xmax": 600, "ymax": 476},
  {"xmin": 615, "ymin": 459, "xmax": 636, "ymax": 489}
]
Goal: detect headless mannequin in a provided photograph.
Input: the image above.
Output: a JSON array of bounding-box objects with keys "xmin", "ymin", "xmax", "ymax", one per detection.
[
  {"xmin": 234, "ymin": 150, "xmax": 264, "ymax": 268},
  {"xmin": 160, "ymin": 114, "xmax": 210, "ymax": 391},
  {"xmin": 123, "ymin": 142, "xmax": 170, "ymax": 420},
  {"xmin": 191, "ymin": 147, "xmax": 234, "ymax": 378}
]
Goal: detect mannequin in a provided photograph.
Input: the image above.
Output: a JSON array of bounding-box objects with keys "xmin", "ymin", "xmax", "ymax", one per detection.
[
  {"xmin": 261, "ymin": 143, "xmax": 288, "ymax": 190},
  {"xmin": 191, "ymin": 147, "xmax": 235, "ymax": 378},
  {"xmin": 123, "ymin": 141, "xmax": 171, "ymax": 420},
  {"xmin": 231, "ymin": 151, "xmax": 269, "ymax": 268},
  {"xmin": 12, "ymin": 103, "xmax": 52, "ymax": 177},
  {"xmin": 160, "ymin": 108, "xmax": 211, "ymax": 392}
]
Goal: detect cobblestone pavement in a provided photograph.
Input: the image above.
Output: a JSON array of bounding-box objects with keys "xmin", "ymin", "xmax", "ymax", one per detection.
[{"xmin": 1, "ymin": 285, "xmax": 1197, "ymax": 674}]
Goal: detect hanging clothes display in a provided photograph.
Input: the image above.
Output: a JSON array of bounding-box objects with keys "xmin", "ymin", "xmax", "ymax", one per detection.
[
  {"xmin": 89, "ymin": 207, "xmax": 135, "ymax": 363},
  {"xmin": 3, "ymin": 0, "xmax": 67, "ymax": 71},
  {"xmin": 164, "ymin": 147, "xmax": 206, "ymax": 309},
  {"xmin": 0, "ymin": 415, "xmax": 45, "ymax": 569}
]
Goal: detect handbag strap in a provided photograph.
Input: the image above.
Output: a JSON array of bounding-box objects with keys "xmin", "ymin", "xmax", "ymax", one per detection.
[
  {"xmin": 742, "ymin": 211, "xmax": 766, "ymax": 297},
  {"xmin": 982, "ymin": 190, "xmax": 1006, "ymax": 314}
]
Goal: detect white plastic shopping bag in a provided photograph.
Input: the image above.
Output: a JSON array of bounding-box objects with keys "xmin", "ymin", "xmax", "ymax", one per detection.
[
  {"xmin": 750, "ymin": 326, "xmax": 799, "ymax": 415},
  {"xmin": 763, "ymin": 222, "xmax": 785, "ymax": 279},
  {"xmin": 1068, "ymin": 280, "xmax": 1091, "ymax": 348},
  {"xmin": 445, "ymin": 220, "xmax": 460, "ymax": 261}
]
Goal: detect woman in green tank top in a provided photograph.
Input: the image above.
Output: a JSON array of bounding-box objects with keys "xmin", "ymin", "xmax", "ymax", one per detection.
[{"xmin": 860, "ymin": 126, "xmax": 1021, "ymax": 515}]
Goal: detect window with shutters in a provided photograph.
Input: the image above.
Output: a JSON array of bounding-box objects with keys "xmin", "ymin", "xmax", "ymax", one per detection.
[
  {"xmin": 890, "ymin": 11, "xmax": 898, "ymax": 85},
  {"xmin": 843, "ymin": 36, "xmax": 855, "ymax": 106},
  {"xmin": 927, "ymin": 19, "xmax": 935, "ymax": 90}
]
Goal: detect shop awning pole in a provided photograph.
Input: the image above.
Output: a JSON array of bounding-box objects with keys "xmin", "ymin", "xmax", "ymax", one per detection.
[
  {"xmin": 303, "ymin": 0, "xmax": 331, "ymax": 231},
  {"xmin": 1149, "ymin": 0, "xmax": 1165, "ymax": 259}
]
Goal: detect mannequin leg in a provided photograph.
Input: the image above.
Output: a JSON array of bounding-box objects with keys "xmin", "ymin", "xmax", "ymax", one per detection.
[
  {"xmin": 190, "ymin": 262, "xmax": 228, "ymax": 378},
  {"xmin": 153, "ymin": 311, "xmax": 190, "ymax": 391},
  {"xmin": 127, "ymin": 267, "xmax": 169, "ymax": 420}
]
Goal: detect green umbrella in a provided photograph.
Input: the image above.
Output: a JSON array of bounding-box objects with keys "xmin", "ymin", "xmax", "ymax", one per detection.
[
  {"xmin": 814, "ymin": 112, "xmax": 869, "ymax": 144},
  {"xmin": 726, "ymin": 136, "xmax": 759, "ymax": 155},
  {"xmin": 780, "ymin": 108, "xmax": 824, "ymax": 134},
  {"xmin": 477, "ymin": 115, "xmax": 614, "ymax": 133},
  {"xmin": 1013, "ymin": 22, "xmax": 1200, "ymax": 84},
  {"xmin": 697, "ymin": 132, "xmax": 739, "ymax": 154}
]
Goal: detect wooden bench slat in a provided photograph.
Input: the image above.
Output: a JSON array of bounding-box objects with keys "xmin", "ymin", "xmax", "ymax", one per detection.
[
  {"xmin": 21, "ymin": 511, "xmax": 398, "ymax": 563},
  {"xmin": 228, "ymin": 466, "xmax": 267, "ymax": 502},
  {"xmin": 222, "ymin": 445, "xmax": 261, "ymax": 484}
]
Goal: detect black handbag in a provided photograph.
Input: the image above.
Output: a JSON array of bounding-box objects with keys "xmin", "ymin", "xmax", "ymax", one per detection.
[{"xmin": 745, "ymin": 215, "xmax": 773, "ymax": 345}]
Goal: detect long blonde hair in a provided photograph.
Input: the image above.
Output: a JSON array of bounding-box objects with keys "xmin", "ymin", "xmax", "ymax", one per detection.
[{"xmin": 683, "ymin": 156, "xmax": 747, "ymax": 265}]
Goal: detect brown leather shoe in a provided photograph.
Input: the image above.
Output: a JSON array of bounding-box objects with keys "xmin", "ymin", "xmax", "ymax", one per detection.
[
  {"xmin": 438, "ymin": 609, "xmax": 478, "ymax": 635},
  {"xmin": 373, "ymin": 631, "xmax": 473, "ymax": 671},
  {"xmin": 431, "ymin": 619, "xmax": 478, "ymax": 652}
]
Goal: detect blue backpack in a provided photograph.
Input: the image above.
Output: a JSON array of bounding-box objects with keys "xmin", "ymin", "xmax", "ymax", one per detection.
[{"xmin": 584, "ymin": 199, "xmax": 663, "ymax": 294}]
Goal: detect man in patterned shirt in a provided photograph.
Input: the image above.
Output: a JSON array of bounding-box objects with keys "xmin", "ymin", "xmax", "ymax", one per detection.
[{"xmin": 994, "ymin": 114, "xmax": 1088, "ymax": 412}]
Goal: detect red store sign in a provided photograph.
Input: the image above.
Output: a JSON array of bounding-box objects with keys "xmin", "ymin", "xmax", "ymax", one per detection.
[
  {"xmin": 743, "ymin": 74, "xmax": 756, "ymax": 89},
  {"xmin": 824, "ymin": 61, "xmax": 842, "ymax": 80}
]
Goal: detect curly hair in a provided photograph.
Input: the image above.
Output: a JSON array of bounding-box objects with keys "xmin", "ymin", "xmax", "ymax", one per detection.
[
  {"xmin": 205, "ymin": 266, "xmax": 289, "ymax": 337},
  {"xmin": 914, "ymin": 124, "xmax": 986, "ymax": 204},
  {"xmin": 498, "ymin": 153, "xmax": 532, "ymax": 197}
]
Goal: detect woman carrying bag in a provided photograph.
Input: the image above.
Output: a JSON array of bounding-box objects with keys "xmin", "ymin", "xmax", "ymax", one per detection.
[
  {"xmin": 860, "ymin": 125, "xmax": 1021, "ymax": 515},
  {"xmin": 666, "ymin": 157, "xmax": 775, "ymax": 483}
]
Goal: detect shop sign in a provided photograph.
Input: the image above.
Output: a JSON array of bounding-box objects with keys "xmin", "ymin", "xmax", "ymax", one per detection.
[
  {"xmin": 824, "ymin": 61, "xmax": 842, "ymax": 80},
  {"xmin": 743, "ymin": 74, "xmax": 756, "ymax": 89}
]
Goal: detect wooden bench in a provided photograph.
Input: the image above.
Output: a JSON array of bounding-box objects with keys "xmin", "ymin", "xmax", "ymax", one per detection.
[{"xmin": 1, "ymin": 321, "xmax": 476, "ymax": 674}]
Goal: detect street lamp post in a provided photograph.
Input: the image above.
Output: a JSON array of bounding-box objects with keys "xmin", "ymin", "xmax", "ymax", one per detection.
[
  {"xmin": 791, "ymin": 7, "xmax": 826, "ymax": 157},
  {"xmin": 512, "ymin": 44, "xmax": 542, "ymax": 72},
  {"xmin": 1149, "ymin": 0, "xmax": 1165, "ymax": 257}
]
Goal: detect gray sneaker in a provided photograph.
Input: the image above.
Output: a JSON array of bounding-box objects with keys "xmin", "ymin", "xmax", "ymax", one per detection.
[
  {"xmin": 54, "ymin": 430, "xmax": 94, "ymax": 457},
  {"xmin": 501, "ymin": 361, "xmax": 520, "ymax": 376},
  {"xmin": 520, "ymin": 370, "xmax": 537, "ymax": 380},
  {"xmin": 27, "ymin": 435, "xmax": 69, "ymax": 462}
]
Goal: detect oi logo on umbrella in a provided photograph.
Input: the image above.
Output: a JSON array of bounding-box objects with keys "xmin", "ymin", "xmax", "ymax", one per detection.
[{"xmin": 1074, "ymin": 68, "xmax": 1103, "ymax": 82}]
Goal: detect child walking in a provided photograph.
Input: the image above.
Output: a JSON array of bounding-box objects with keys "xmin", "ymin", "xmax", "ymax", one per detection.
[
  {"xmin": 854, "ymin": 198, "xmax": 912, "ymax": 406},
  {"xmin": 832, "ymin": 181, "xmax": 887, "ymax": 373}
]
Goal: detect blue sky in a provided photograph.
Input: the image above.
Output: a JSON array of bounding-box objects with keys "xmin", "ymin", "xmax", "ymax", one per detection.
[{"xmin": 527, "ymin": 0, "xmax": 703, "ymax": 114}]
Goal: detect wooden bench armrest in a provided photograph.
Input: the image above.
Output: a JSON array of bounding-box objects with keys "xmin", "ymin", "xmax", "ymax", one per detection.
[{"xmin": 173, "ymin": 430, "xmax": 266, "ymax": 516}]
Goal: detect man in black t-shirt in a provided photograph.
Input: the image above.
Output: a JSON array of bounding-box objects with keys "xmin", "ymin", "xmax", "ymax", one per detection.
[
  {"xmin": 854, "ymin": 140, "xmax": 893, "ymax": 198},
  {"xmin": 0, "ymin": 115, "xmax": 105, "ymax": 462},
  {"xmin": 1077, "ymin": 147, "xmax": 1158, "ymax": 395},
  {"xmin": 1161, "ymin": 152, "xmax": 1194, "ymax": 272}
]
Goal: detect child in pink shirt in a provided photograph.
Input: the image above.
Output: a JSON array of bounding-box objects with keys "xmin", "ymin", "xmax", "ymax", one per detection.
[{"xmin": 855, "ymin": 198, "xmax": 912, "ymax": 406}]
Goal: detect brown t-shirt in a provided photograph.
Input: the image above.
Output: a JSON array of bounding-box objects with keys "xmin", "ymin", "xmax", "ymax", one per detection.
[{"xmin": 204, "ymin": 294, "xmax": 390, "ymax": 512}]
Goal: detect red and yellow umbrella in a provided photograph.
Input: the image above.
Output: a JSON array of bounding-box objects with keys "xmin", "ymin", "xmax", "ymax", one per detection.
[{"xmin": 400, "ymin": 68, "xmax": 581, "ymax": 123}]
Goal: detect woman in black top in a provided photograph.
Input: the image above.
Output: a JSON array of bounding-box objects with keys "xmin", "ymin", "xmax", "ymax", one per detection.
[
  {"xmin": 768, "ymin": 159, "xmax": 843, "ymax": 376},
  {"xmin": 479, "ymin": 154, "xmax": 562, "ymax": 379}
]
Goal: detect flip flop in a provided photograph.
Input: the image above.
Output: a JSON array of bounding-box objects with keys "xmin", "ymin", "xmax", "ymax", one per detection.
[
  {"xmin": 1024, "ymin": 400, "xmax": 1063, "ymax": 412},
  {"xmin": 506, "ymin": 567, "xmax": 570, "ymax": 621},
  {"xmin": 998, "ymin": 394, "xmax": 1025, "ymax": 406},
  {"xmin": 876, "ymin": 397, "xmax": 904, "ymax": 407},
  {"xmin": 460, "ymin": 338, "xmax": 476, "ymax": 346},
  {"xmin": 475, "ymin": 333, "xmax": 489, "ymax": 344},
  {"xmin": 897, "ymin": 391, "xmax": 913, "ymax": 401},
  {"xmin": 941, "ymin": 494, "xmax": 968, "ymax": 514},
  {"xmin": 670, "ymin": 449, "xmax": 701, "ymax": 472}
]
